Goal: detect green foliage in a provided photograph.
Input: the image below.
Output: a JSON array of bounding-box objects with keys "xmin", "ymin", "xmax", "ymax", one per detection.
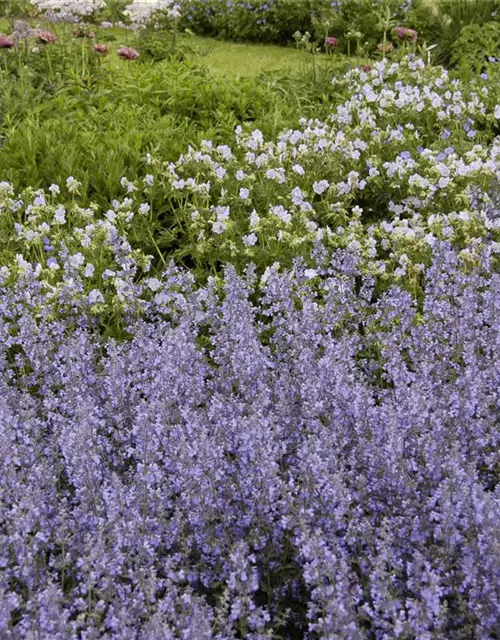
[
  {"xmin": 0, "ymin": 30, "xmax": 352, "ymax": 208},
  {"xmin": 0, "ymin": 0, "xmax": 31, "ymax": 20},
  {"xmin": 136, "ymin": 28, "xmax": 190, "ymax": 62},
  {"xmin": 96, "ymin": 0, "xmax": 132, "ymax": 25},
  {"xmin": 451, "ymin": 21, "xmax": 500, "ymax": 72},
  {"xmin": 412, "ymin": 0, "xmax": 500, "ymax": 66}
]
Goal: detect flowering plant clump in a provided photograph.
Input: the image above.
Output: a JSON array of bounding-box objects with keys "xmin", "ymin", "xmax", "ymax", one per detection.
[
  {"xmin": 0, "ymin": 180, "xmax": 154, "ymax": 328},
  {"xmin": 123, "ymin": 0, "xmax": 181, "ymax": 29},
  {"xmin": 2, "ymin": 4, "xmax": 500, "ymax": 632},
  {"xmin": 116, "ymin": 57, "xmax": 500, "ymax": 278},
  {"xmin": 2, "ymin": 57, "xmax": 500, "ymax": 302},
  {"xmin": 311, "ymin": 0, "xmax": 416, "ymax": 55},
  {"xmin": 29, "ymin": 0, "xmax": 107, "ymax": 23},
  {"xmin": 7, "ymin": 20, "xmax": 37, "ymax": 42},
  {"xmin": 0, "ymin": 240, "xmax": 500, "ymax": 637}
]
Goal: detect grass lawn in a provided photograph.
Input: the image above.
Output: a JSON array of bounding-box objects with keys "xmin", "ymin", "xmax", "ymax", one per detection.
[{"xmin": 186, "ymin": 36, "xmax": 307, "ymax": 75}]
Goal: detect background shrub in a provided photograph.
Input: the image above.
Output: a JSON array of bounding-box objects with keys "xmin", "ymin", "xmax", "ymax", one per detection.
[
  {"xmin": 412, "ymin": 0, "xmax": 500, "ymax": 66},
  {"xmin": 178, "ymin": 0, "xmax": 314, "ymax": 44},
  {"xmin": 451, "ymin": 21, "xmax": 500, "ymax": 72}
]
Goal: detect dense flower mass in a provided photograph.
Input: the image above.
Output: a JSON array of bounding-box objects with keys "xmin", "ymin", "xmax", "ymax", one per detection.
[
  {"xmin": 0, "ymin": 242, "xmax": 500, "ymax": 637},
  {"xmin": 2, "ymin": 57, "xmax": 500, "ymax": 309}
]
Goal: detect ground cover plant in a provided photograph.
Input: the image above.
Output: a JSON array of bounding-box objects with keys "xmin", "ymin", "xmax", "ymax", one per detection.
[{"xmin": 1, "ymin": 0, "xmax": 500, "ymax": 638}]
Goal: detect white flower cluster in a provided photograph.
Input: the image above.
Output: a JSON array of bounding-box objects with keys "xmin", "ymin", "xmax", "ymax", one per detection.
[
  {"xmin": 30, "ymin": 0, "xmax": 106, "ymax": 21},
  {"xmin": 124, "ymin": 0, "xmax": 181, "ymax": 27},
  {"xmin": 29, "ymin": 0, "xmax": 181, "ymax": 26}
]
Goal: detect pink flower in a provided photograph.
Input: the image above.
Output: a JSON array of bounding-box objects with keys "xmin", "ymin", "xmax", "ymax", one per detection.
[
  {"xmin": 117, "ymin": 46, "xmax": 139, "ymax": 60},
  {"xmin": 93, "ymin": 43, "xmax": 109, "ymax": 54},
  {"xmin": 394, "ymin": 27, "xmax": 418, "ymax": 43},
  {"xmin": 324, "ymin": 36, "xmax": 338, "ymax": 49},
  {"xmin": 37, "ymin": 31, "xmax": 57, "ymax": 44},
  {"xmin": 0, "ymin": 35, "xmax": 15, "ymax": 49}
]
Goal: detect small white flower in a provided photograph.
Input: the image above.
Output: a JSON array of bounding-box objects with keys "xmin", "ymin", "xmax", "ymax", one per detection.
[
  {"xmin": 215, "ymin": 205, "xmax": 230, "ymax": 221},
  {"xmin": 88, "ymin": 289, "xmax": 104, "ymax": 304},
  {"xmin": 249, "ymin": 210, "xmax": 260, "ymax": 228},
  {"xmin": 304, "ymin": 269, "xmax": 318, "ymax": 279},
  {"xmin": 120, "ymin": 177, "xmax": 136, "ymax": 194},
  {"xmin": 242, "ymin": 233, "xmax": 257, "ymax": 247},
  {"xmin": 313, "ymin": 180, "xmax": 330, "ymax": 195},
  {"xmin": 270, "ymin": 204, "xmax": 291, "ymax": 224},
  {"xmin": 239, "ymin": 188, "xmax": 250, "ymax": 200},
  {"xmin": 54, "ymin": 206, "xmax": 66, "ymax": 224},
  {"xmin": 291, "ymin": 187, "xmax": 304, "ymax": 206},
  {"xmin": 146, "ymin": 277, "xmax": 162, "ymax": 291},
  {"xmin": 0, "ymin": 266, "xmax": 11, "ymax": 284},
  {"xmin": 139, "ymin": 203, "xmax": 150, "ymax": 215},
  {"xmin": 68, "ymin": 253, "xmax": 85, "ymax": 269},
  {"xmin": 66, "ymin": 176, "xmax": 80, "ymax": 193},
  {"xmin": 84, "ymin": 264, "xmax": 95, "ymax": 278},
  {"xmin": 212, "ymin": 220, "xmax": 226, "ymax": 234},
  {"xmin": 48, "ymin": 184, "xmax": 60, "ymax": 195}
]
